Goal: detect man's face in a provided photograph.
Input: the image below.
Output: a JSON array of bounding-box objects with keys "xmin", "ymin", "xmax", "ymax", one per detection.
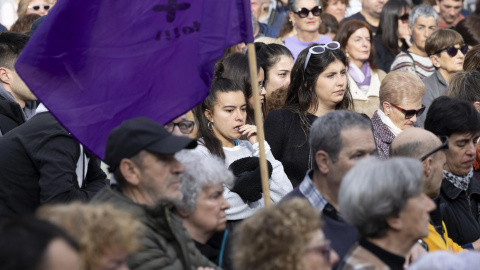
[
  {"xmin": 397, "ymin": 193, "xmax": 436, "ymax": 240},
  {"xmin": 437, "ymin": 0, "xmax": 462, "ymax": 24},
  {"xmin": 360, "ymin": 0, "xmax": 387, "ymax": 19},
  {"xmin": 425, "ymin": 150, "xmax": 446, "ymax": 198},
  {"xmin": 251, "ymin": 0, "xmax": 263, "ymax": 21},
  {"xmin": 327, "ymin": 127, "xmax": 377, "ymax": 185},
  {"xmin": 137, "ymin": 151, "xmax": 185, "ymax": 205},
  {"xmin": 4, "ymin": 68, "xmax": 37, "ymax": 107}
]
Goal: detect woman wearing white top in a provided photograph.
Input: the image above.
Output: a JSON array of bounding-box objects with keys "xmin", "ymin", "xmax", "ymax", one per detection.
[{"xmin": 193, "ymin": 76, "xmax": 292, "ymax": 222}]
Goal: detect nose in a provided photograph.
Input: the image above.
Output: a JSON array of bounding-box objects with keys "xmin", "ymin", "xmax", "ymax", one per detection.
[
  {"xmin": 235, "ymin": 108, "xmax": 245, "ymax": 122},
  {"xmin": 410, "ymin": 114, "xmax": 418, "ymax": 123},
  {"xmin": 172, "ymin": 157, "xmax": 185, "ymax": 173},
  {"xmin": 448, "ymin": 8, "xmax": 456, "ymax": 16},
  {"xmin": 466, "ymin": 142, "xmax": 476, "ymax": 156},
  {"xmin": 260, "ymin": 87, "xmax": 267, "ymax": 96},
  {"xmin": 329, "ymin": 250, "xmax": 340, "ymax": 266},
  {"xmin": 221, "ymin": 195, "xmax": 231, "ymax": 210}
]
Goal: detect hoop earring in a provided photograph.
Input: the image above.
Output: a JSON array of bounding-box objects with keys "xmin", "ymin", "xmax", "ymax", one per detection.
[{"xmin": 208, "ymin": 121, "xmax": 213, "ymax": 130}]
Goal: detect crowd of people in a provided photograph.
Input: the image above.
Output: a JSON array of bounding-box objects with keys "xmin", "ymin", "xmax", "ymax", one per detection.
[{"xmin": 3, "ymin": 0, "xmax": 480, "ymax": 269}]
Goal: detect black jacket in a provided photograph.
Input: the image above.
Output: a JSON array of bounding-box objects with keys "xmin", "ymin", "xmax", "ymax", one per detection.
[
  {"xmin": 0, "ymin": 112, "xmax": 107, "ymax": 221},
  {"xmin": 0, "ymin": 95, "xmax": 27, "ymax": 135},
  {"xmin": 439, "ymin": 171, "xmax": 480, "ymax": 245}
]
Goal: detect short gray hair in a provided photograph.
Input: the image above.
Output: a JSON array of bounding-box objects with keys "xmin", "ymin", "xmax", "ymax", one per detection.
[
  {"xmin": 409, "ymin": 4, "xmax": 439, "ymax": 29},
  {"xmin": 288, "ymin": 0, "xmax": 321, "ymax": 12},
  {"xmin": 175, "ymin": 150, "xmax": 234, "ymax": 213},
  {"xmin": 309, "ymin": 111, "xmax": 372, "ymax": 168},
  {"xmin": 339, "ymin": 157, "xmax": 423, "ymax": 238}
]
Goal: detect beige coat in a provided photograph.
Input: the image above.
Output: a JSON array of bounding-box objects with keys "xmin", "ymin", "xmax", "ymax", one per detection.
[{"xmin": 349, "ymin": 69, "xmax": 386, "ymax": 118}]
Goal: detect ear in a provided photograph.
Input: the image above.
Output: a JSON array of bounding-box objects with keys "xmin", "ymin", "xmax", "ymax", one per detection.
[
  {"xmin": 386, "ymin": 214, "xmax": 403, "ymax": 232},
  {"xmin": 382, "ymin": 101, "xmax": 391, "ymax": 115},
  {"xmin": 204, "ymin": 109, "xmax": 213, "ymax": 123},
  {"xmin": 315, "ymin": 150, "xmax": 330, "ymax": 175},
  {"xmin": 473, "ymin": 101, "xmax": 480, "ymax": 113},
  {"xmin": 289, "ymin": 11, "xmax": 295, "ymax": 22},
  {"xmin": 175, "ymin": 207, "xmax": 191, "ymax": 218},
  {"xmin": 422, "ymin": 157, "xmax": 432, "ymax": 179},
  {"xmin": 430, "ymin": 55, "xmax": 440, "ymax": 68},
  {"xmin": 119, "ymin": 158, "xmax": 142, "ymax": 186},
  {"xmin": 0, "ymin": 67, "xmax": 11, "ymax": 84}
]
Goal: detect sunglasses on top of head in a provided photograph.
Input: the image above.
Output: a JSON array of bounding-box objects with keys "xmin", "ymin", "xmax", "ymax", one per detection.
[
  {"xmin": 28, "ymin": 4, "xmax": 51, "ymax": 11},
  {"xmin": 433, "ymin": 44, "xmax": 468, "ymax": 57},
  {"xmin": 293, "ymin": 6, "xmax": 322, "ymax": 18}
]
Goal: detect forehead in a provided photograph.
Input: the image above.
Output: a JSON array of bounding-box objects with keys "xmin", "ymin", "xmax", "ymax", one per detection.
[
  {"xmin": 321, "ymin": 59, "xmax": 345, "ymax": 73},
  {"xmin": 274, "ymin": 55, "xmax": 294, "ymax": 69},
  {"xmin": 214, "ymin": 91, "xmax": 246, "ymax": 107},
  {"xmin": 449, "ymin": 132, "xmax": 480, "ymax": 141},
  {"xmin": 350, "ymin": 27, "xmax": 370, "ymax": 38},
  {"xmin": 439, "ymin": 0, "xmax": 462, "ymax": 7},
  {"xmin": 296, "ymin": 0, "xmax": 318, "ymax": 8},
  {"xmin": 414, "ymin": 15, "xmax": 437, "ymax": 26},
  {"xmin": 340, "ymin": 127, "xmax": 375, "ymax": 151}
]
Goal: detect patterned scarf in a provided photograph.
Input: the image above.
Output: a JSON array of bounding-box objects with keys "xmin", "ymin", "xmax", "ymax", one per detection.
[{"xmin": 443, "ymin": 168, "xmax": 473, "ymax": 191}]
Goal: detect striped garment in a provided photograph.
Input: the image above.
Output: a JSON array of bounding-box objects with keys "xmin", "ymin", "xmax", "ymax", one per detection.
[{"xmin": 390, "ymin": 51, "xmax": 435, "ymax": 79}]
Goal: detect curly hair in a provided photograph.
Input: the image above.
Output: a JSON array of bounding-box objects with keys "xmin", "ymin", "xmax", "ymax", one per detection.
[
  {"xmin": 37, "ymin": 202, "xmax": 142, "ymax": 270},
  {"xmin": 233, "ymin": 198, "xmax": 322, "ymax": 270}
]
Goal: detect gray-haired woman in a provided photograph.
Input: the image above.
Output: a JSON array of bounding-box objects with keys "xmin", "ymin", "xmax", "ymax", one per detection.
[
  {"xmin": 174, "ymin": 150, "xmax": 234, "ymax": 269},
  {"xmin": 338, "ymin": 157, "xmax": 435, "ymax": 269},
  {"xmin": 390, "ymin": 4, "xmax": 438, "ymax": 79}
]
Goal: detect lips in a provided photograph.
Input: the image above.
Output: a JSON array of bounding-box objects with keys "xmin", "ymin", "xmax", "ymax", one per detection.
[
  {"xmin": 334, "ymin": 90, "xmax": 345, "ymax": 95},
  {"xmin": 234, "ymin": 125, "xmax": 241, "ymax": 132}
]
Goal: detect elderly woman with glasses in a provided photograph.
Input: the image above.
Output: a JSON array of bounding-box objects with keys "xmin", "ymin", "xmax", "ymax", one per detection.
[
  {"xmin": 371, "ymin": 71, "xmax": 426, "ymax": 159},
  {"xmin": 234, "ymin": 198, "xmax": 339, "ymax": 270},
  {"xmin": 417, "ymin": 29, "xmax": 466, "ymax": 127},
  {"xmin": 264, "ymin": 42, "xmax": 354, "ymax": 187},
  {"xmin": 390, "ymin": 5, "xmax": 438, "ymax": 79},
  {"xmin": 425, "ymin": 96, "xmax": 480, "ymax": 248},
  {"xmin": 284, "ymin": 0, "xmax": 332, "ymax": 60},
  {"xmin": 338, "ymin": 157, "xmax": 435, "ymax": 269}
]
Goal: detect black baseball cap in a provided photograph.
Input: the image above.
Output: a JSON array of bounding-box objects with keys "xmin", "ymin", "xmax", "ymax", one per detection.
[{"xmin": 105, "ymin": 117, "xmax": 197, "ymax": 172}]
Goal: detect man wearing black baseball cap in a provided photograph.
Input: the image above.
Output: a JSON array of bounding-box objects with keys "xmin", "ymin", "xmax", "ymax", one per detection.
[{"xmin": 92, "ymin": 117, "xmax": 220, "ymax": 270}]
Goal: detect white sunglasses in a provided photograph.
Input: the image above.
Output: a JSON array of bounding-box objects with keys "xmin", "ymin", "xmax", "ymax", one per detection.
[{"xmin": 304, "ymin": 42, "xmax": 341, "ymax": 72}]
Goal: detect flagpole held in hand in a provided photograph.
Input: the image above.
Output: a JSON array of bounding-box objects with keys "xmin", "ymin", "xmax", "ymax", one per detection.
[{"xmin": 246, "ymin": 43, "xmax": 271, "ymax": 206}]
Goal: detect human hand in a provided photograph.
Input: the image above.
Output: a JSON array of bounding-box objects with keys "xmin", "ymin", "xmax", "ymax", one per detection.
[{"xmin": 238, "ymin": 124, "xmax": 257, "ymax": 144}]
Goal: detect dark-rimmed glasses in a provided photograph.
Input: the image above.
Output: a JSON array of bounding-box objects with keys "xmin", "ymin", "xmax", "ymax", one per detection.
[
  {"xmin": 28, "ymin": 4, "xmax": 51, "ymax": 11},
  {"xmin": 165, "ymin": 120, "xmax": 195, "ymax": 135},
  {"xmin": 294, "ymin": 6, "xmax": 322, "ymax": 18},
  {"xmin": 304, "ymin": 41, "xmax": 341, "ymax": 71},
  {"xmin": 399, "ymin": 13, "xmax": 409, "ymax": 24},
  {"xmin": 433, "ymin": 44, "xmax": 468, "ymax": 57},
  {"xmin": 305, "ymin": 240, "xmax": 331, "ymax": 261},
  {"xmin": 420, "ymin": 136, "xmax": 449, "ymax": 162},
  {"xmin": 390, "ymin": 103, "xmax": 426, "ymax": 119}
]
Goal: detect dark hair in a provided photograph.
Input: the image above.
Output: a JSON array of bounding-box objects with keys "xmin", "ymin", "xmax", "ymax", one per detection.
[
  {"xmin": 445, "ymin": 71, "xmax": 480, "ymax": 104},
  {"xmin": 335, "ymin": 19, "xmax": 378, "ymax": 70},
  {"xmin": 0, "ymin": 32, "xmax": 30, "ymax": 69},
  {"xmin": 217, "ymin": 53, "xmax": 265, "ymax": 124},
  {"xmin": 425, "ymin": 96, "xmax": 480, "ymax": 137},
  {"xmin": 255, "ymin": 42, "xmax": 293, "ymax": 87},
  {"xmin": 376, "ymin": 0, "xmax": 411, "ymax": 56},
  {"xmin": 319, "ymin": 13, "xmax": 339, "ymax": 35},
  {"xmin": 455, "ymin": 16, "xmax": 480, "ymax": 47},
  {"xmin": 10, "ymin": 14, "xmax": 41, "ymax": 34},
  {"xmin": 0, "ymin": 216, "xmax": 79, "ymax": 270},
  {"xmin": 464, "ymin": 44, "xmax": 480, "ymax": 71},
  {"xmin": 284, "ymin": 44, "xmax": 354, "ymax": 143},
  {"xmin": 194, "ymin": 75, "xmax": 245, "ymax": 160},
  {"xmin": 277, "ymin": 16, "xmax": 294, "ymax": 39}
]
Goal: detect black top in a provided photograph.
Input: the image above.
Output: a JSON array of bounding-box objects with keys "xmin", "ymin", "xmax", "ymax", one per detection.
[
  {"xmin": 264, "ymin": 108, "xmax": 317, "ymax": 187},
  {"xmin": 359, "ymin": 238, "xmax": 405, "ymax": 270},
  {"xmin": 0, "ymin": 112, "xmax": 107, "ymax": 222},
  {"xmin": 340, "ymin": 12, "xmax": 378, "ymax": 34},
  {"xmin": 0, "ymin": 96, "xmax": 24, "ymax": 135},
  {"xmin": 374, "ymin": 36, "xmax": 409, "ymax": 73}
]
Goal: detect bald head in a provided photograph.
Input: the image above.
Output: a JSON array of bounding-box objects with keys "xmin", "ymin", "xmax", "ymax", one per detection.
[{"xmin": 391, "ymin": 128, "xmax": 442, "ymax": 159}]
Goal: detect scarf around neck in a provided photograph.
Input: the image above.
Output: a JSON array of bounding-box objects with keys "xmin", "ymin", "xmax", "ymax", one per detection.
[
  {"xmin": 348, "ymin": 61, "xmax": 371, "ymax": 93},
  {"xmin": 444, "ymin": 168, "xmax": 473, "ymax": 191},
  {"xmin": 377, "ymin": 109, "xmax": 402, "ymax": 136}
]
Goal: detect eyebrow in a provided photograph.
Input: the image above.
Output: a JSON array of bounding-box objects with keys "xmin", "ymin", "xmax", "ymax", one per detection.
[{"xmin": 222, "ymin": 105, "xmax": 237, "ymax": 109}]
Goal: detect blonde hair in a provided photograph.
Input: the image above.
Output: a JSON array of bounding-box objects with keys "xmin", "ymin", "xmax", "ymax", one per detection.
[
  {"xmin": 463, "ymin": 44, "xmax": 480, "ymax": 71},
  {"xmin": 37, "ymin": 202, "xmax": 141, "ymax": 270},
  {"xmin": 379, "ymin": 71, "xmax": 426, "ymax": 108},
  {"xmin": 234, "ymin": 198, "xmax": 322, "ymax": 270}
]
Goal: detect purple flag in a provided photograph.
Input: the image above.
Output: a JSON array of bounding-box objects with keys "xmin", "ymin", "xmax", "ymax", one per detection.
[{"xmin": 15, "ymin": 0, "xmax": 253, "ymax": 159}]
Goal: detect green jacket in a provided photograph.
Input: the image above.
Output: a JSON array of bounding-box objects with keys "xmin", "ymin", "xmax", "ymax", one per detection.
[{"xmin": 92, "ymin": 186, "xmax": 221, "ymax": 270}]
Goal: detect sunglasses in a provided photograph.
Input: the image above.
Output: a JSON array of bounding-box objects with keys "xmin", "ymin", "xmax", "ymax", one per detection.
[
  {"xmin": 28, "ymin": 4, "xmax": 51, "ymax": 11},
  {"xmin": 304, "ymin": 41, "xmax": 341, "ymax": 71},
  {"xmin": 433, "ymin": 44, "xmax": 468, "ymax": 57},
  {"xmin": 398, "ymin": 13, "xmax": 409, "ymax": 24},
  {"xmin": 165, "ymin": 120, "xmax": 195, "ymax": 135},
  {"xmin": 390, "ymin": 103, "xmax": 426, "ymax": 119},
  {"xmin": 294, "ymin": 6, "xmax": 322, "ymax": 18},
  {"xmin": 305, "ymin": 240, "xmax": 331, "ymax": 262},
  {"xmin": 420, "ymin": 136, "xmax": 449, "ymax": 162}
]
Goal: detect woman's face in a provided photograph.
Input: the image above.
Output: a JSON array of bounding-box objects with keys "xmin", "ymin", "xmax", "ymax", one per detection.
[
  {"xmin": 432, "ymin": 44, "xmax": 465, "ymax": 74},
  {"xmin": 188, "ymin": 184, "xmax": 230, "ymax": 235},
  {"xmin": 302, "ymin": 229, "xmax": 339, "ymax": 270},
  {"xmin": 345, "ymin": 27, "xmax": 371, "ymax": 64},
  {"xmin": 397, "ymin": 8, "xmax": 412, "ymax": 39},
  {"xmin": 314, "ymin": 59, "xmax": 348, "ymax": 108},
  {"xmin": 411, "ymin": 16, "xmax": 437, "ymax": 52},
  {"xmin": 325, "ymin": 0, "xmax": 347, "ymax": 23},
  {"xmin": 248, "ymin": 67, "xmax": 267, "ymax": 107},
  {"xmin": 385, "ymin": 99, "xmax": 423, "ymax": 130},
  {"xmin": 444, "ymin": 132, "xmax": 480, "ymax": 176},
  {"xmin": 26, "ymin": 0, "xmax": 50, "ymax": 16},
  {"xmin": 206, "ymin": 91, "xmax": 246, "ymax": 145},
  {"xmin": 290, "ymin": 0, "xmax": 321, "ymax": 34},
  {"xmin": 266, "ymin": 55, "xmax": 294, "ymax": 97}
]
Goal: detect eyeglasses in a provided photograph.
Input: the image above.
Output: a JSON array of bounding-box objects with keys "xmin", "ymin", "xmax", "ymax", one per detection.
[
  {"xmin": 28, "ymin": 4, "xmax": 51, "ymax": 11},
  {"xmin": 294, "ymin": 6, "xmax": 322, "ymax": 18},
  {"xmin": 305, "ymin": 240, "xmax": 331, "ymax": 262},
  {"xmin": 420, "ymin": 136, "xmax": 449, "ymax": 162},
  {"xmin": 304, "ymin": 41, "xmax": 341, "ymax": 72},
  {"xmin": 390, "ymin": 103, "xmax": 426, "ymax": 119},
  {"xmin": 433, "ymin": 44, "xmax": 468, "ymax": 57},
  {"xmin": 165, "ymin": 120, "xmax": 195, "ymax": 134},
  {"xmin": 258, "ymin": 80, "xmax": 267, "ymax": 90},
  {"xmin": 398, "ymin": 13, "xmax": 409, "ymax": 24}
]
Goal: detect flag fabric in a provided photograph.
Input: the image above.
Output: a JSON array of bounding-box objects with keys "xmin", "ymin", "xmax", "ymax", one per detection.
[{"xmin": 15, "ymin": 0, "xmax": 253, "ymax": 159}]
